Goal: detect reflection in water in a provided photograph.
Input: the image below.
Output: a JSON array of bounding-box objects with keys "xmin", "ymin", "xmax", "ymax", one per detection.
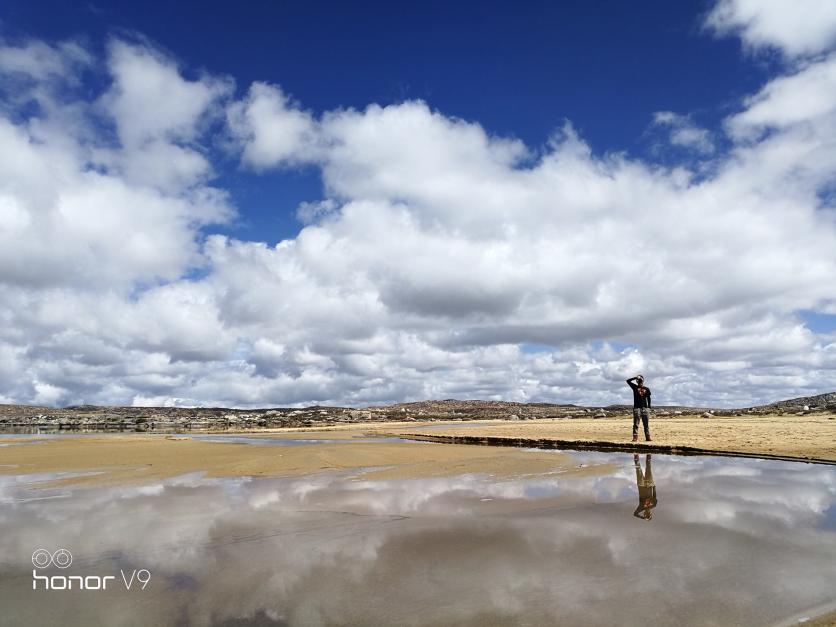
[
  {"xmin": 634, "ymin": 453, "xmax": 657, "ymax": 521},
  {"xmin": 188, "ymin": 435, "xmax": 410, "ymax": 446},
  {"xmin": 1, "ymin": 452, "xmax": 835, "ymax": 626}
]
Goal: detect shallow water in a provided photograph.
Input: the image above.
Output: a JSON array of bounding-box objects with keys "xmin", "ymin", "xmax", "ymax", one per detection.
[
  {"xmin": 0, "ymin": 432, "xmax": 416, "ymax": 447},
  {"xmin": 1, "ymin": 449, "xmax": 834, "ymax": 626},
  {"xmin": 188, "ymin": 434, "xmax": 412, "ymax": 446},
  {"xmin": 409, "ymin": 421, "xmax": 501, "ymax": 430}
]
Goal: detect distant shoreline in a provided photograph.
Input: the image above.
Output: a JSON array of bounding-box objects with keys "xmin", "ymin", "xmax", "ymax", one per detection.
[
  {"xmin": 2, "ymin": 392, "xmax": 835, "ymax": 432},
  {"xmin": 2, "ymin": 415, "xmax": 835, "ymax": 485}
]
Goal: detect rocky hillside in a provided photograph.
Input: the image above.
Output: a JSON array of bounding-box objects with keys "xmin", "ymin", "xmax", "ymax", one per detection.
[
  {"xmin": 763, "ymin": 392, "xmax": 836, "ymax": 410},
  {"xmin": 0, "ymin": 393, "xmax": 833, "ymax": 432}
]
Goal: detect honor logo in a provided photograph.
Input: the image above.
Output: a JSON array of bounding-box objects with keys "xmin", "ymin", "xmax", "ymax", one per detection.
[
  {"xmin": 32, "ymin": 548, "xmax": 72, "ymax": 569},
  {"xmin": 31, "ymin": 549, "xmax": 150, "ymax": 591}
]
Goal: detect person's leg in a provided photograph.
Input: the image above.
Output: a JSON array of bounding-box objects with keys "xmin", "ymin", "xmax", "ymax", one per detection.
[
  {"xmin": 642, "ymin": 408, "xmax": 651, "ymax": 440},
  {"xmin": 632, "ymin": 409, "xmax": 640, "ymax": 441},
  {"xmin": 644, "ymin": 454, "xmax": 654, "ymax": 485}
]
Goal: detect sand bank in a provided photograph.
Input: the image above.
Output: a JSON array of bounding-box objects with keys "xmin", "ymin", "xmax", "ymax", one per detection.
[
  {"xmin": 0, "ymin": 431, "xmax": 607, "ymax": 486},
  {"xmin": 2, "ymin": 414, "xmax": 832, "ymax": 486},
  {"xmin": 381, "ymin": 414, "xmax": 836, "ymax": 463}
]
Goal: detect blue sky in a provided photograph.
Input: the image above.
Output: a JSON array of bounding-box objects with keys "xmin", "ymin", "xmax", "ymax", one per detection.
[
  {"xmin": 0, "ymin": 0, "xmax": 835, "ymax": 408},
  {"xmin": 3, "ymin": 0, "xmax": 771, "ymax": 243}
]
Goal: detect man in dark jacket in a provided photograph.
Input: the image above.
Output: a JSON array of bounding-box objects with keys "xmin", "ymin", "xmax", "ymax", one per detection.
[{"xmin": 626, "ymin": 374, "xmax": 651, "ymax": 442}]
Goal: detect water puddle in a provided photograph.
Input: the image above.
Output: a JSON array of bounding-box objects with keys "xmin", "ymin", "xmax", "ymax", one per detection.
[
  {"xmin": 411, "ymin": 421, "xmax": 501, "ymax": 430},
  {"xmin": 188, "ymin": 435, "xmax": 412, "ymax": 446},
  {"xmin": 1, "ymin": 450, "xmax": 834, "ymax": 626},
  {"xmin": 0, "ymin": 432, "xmax": 417, "ymax": 448}
]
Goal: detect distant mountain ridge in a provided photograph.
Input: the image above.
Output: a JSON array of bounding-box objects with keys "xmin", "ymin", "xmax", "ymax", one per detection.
[
  {"xmin": 376, "ymin": 392, "xmax": 836, "ymax": 412},
  {"xmin": 2, "ymin": 391, "xmax": 835, "ymax": 414},
  {"xmin": 0, "ymin": 392, "xmax": 833, "ymax": 431},
  {"xmin": 762, "ymin": 392, "xmax": 836, "ymax": 409}
]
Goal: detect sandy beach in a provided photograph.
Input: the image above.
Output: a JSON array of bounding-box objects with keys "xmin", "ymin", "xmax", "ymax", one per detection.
[
  {"xmin": 1, "ymin": 413, "xmax": 833, "ymax": 488},
  {"xmin": 0, "ymin": 430, "xmax": 611, "ymax": 486},
  {"xmin": 383, "ymin": 414, "xmax": 836, "ymax": 463}
]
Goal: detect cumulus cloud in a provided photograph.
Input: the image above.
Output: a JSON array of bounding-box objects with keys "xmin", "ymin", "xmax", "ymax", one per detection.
[
  {"xmin": 0, "ymin": 38, "xmax": 233, "ymax": 289},
  {"xmin": 705, "ymin": 0, "xmax": 836, "ymax": 58},
  {"xmin": 0, "ymin": 37, "xmax": 235, "ymax": 404},
  {"xmin": 726, "ymin": 53, "xmax": 836, "ymax": 139},
  {"xmin": 99, "ymin": 40, "xmax": 234, "ymax": 192},
  {"xmin": 226, "ymin": 82, "xmax": 318, "ymax": 169},
  {"xmin": 215, "ymin": 91, "xmax": 836, "ymax": 406},
  {"xmin": 652, "ymin": 111, "xmax": 714, "ymax": 154},
  {"xmin": 0, "ymin": 28, "xmax": 835, "ymax": 409},
  {"xmin": 104, "ymin": 42, "xmax": 221, "ymax": 144}
]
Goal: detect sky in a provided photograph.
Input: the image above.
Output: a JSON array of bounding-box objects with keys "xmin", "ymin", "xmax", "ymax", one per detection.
[{"xmin": 0, "ymin": 0, "xmax": 835, "ymax": 408}]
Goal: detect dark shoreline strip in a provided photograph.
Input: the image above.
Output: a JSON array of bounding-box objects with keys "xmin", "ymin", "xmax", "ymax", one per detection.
[{"xmin": 391, "ymin": 433, "xmax": 836, "ymax": 466}]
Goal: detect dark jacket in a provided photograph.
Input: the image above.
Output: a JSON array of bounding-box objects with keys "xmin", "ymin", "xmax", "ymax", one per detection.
[
  {"xmin": 626, "ymin": 377, "xmax": 651, "ymax": 408},
  {"xmin": 634, "ymin": 485, "xmax": 658, "ymax": 518}
]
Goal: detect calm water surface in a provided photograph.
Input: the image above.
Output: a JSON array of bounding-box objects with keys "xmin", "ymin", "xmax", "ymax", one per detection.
[{"xmin": 1, "ymin": 448, "xmax": 834, "ymax": 626}]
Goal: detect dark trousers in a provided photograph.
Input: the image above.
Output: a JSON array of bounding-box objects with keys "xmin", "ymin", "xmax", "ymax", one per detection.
[{"xmin": 633, "ymin": 407, "xmax": 650, "ymax": 439}]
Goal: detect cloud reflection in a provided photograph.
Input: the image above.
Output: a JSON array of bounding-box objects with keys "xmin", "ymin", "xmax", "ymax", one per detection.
[{"xmin": 0, "ymin": 453, "xmax": 834, "ymax": 626}]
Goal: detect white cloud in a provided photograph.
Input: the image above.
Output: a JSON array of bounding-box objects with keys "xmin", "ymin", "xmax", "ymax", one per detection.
[
  {"xmin": 652, "ymin": 111, "xmax": 714, "ymax": 154},
  {"xmin": 705, "ymin": 0, "xmax": 836, "ymax": 57},
  {"xmin": 188, "ymin": 77, "xmax": 836, "ymax": 406},
  {"xmin": 0, "ymin": 33, "xmax": 835, "ymax": 408},
  {"xmin": 226, "ymin": 82, "xmax": 318, "ymax": 169},
  {"xmin": 96, "ymin": 40, "xmax": 234, "ymax": 193},
  {"xmin": 0, "ymin": 38, "xmax": 233, "ymax": 291},
  {"xmin": 0, "ymin": 38, "xmax": 90, "ymax": 81},
  {"xmin": 103, "ymin": 40, "xmax": 231, "ymax": 147},
  {"xmin": 727, "ymin": 53, "xmax": 836, "ymax": 139}
]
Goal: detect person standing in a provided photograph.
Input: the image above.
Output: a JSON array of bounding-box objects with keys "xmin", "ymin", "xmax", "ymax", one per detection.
[{"xmin": 626, "ymin": 374, "xmax": 652, "ymax": 442}]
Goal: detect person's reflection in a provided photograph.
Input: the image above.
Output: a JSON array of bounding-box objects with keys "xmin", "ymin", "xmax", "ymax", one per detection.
[{"xmin": 633, "ymin": 453, "xmax": 657, "ymax": 521}]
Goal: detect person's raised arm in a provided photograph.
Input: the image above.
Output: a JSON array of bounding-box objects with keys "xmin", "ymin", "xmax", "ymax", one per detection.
[{"xmin": 626, "ymin": 376, "xmax": 638, "ymax": 389}]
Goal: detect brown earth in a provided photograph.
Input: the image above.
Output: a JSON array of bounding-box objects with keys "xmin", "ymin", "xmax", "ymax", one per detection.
[
  {"xmin": 0, "ymin": 428, "xmax": 606, "ymax": 486},
  {"xmin": 1, "ymin": 414, "xmax": 833, "ymax": 489},
  {"xmin": 382, "ymin": 414, "xmax": 836, "ymax": 463}
]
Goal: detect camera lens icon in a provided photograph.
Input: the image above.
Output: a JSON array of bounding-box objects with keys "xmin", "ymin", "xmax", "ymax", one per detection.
[
  {"xmin": 32, "ymin": 548, "xmax": 72, "ymax": 569},
  {"xmin": 32, "ymin": 549, "xmax": 52, "ymax": 569},
  {"xmin": 53, "ymin": 549, "xmax": 72, "ymax": 568}
]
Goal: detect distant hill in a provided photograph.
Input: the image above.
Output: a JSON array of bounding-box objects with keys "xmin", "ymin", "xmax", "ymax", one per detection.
[
  {"xmin": 0, "ymin": 392, "xmax": 833, "ymax": 431},
  {"xmin": 762, "ymin": 392, "xmax": 836, "ymax": 410}
]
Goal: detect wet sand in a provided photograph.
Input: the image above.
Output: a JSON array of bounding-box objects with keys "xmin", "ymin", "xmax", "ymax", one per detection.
[
  {"xmin": 381, "ymin": 414, "xmax": 836, "ymax": 463},
  {"xmin": 800, "ymin": 610, "xmax": 836, "ymax": 627},
  {"xmin": 1, "ymin": 413, "xmax": 832, "ymax": 487},
  {"xmin": 0, "ymin": 431, "xmax": 607, "ymax": 485}
]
